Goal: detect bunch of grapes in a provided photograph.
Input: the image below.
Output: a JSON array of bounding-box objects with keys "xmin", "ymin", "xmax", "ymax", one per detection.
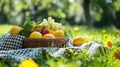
[{"xmin": 39, "ymin": 17, "xmax": 63, "ymax": 31}]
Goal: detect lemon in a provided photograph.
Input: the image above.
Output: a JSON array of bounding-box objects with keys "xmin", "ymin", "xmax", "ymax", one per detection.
[
  {"xmin": 43, "ymin": 34, "xmax": 55, "ymax": 38},
  {"xmin": 54, "ymin": 30, "xmax": 64, "ymax": 37},
  {"xmin": 18, "ymin": 59, "xmax": 38, "ymax": 67},
  {"xmin": 10, "ymin": 26, "xmax": 23, "ymax": 35},
  {"xmin": 29, "ymin": 31, "xmax": 42, "ymax": 38},
  {"xmin": 73, "ymin": 36, "xmax": 85, "ymax": 46}
]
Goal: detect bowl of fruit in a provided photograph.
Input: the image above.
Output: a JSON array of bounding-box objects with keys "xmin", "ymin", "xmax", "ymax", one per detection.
[{"xmin": 15, "ymin": 17, "xmax": 69, "ymax": 48}]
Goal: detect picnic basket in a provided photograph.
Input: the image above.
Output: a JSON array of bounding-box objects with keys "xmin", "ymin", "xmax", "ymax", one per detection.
[{"xmin": 23, "ymin": 37, "xmax": 69, "ymax": 48}]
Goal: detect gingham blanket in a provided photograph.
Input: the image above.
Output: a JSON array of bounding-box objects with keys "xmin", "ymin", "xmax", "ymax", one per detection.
[{"xmin": 0, "ymin": 33, "xmax": 107, "ymax": 61}]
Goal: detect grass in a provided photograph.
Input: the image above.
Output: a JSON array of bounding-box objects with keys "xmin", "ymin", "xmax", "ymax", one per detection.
[
  {"xmin": 0, "ymin": 24, "xmax": 120, "ymax": 67},
  {"xmin": 0, "ymin": 24, "xmax": 14, "ymax": 37}
]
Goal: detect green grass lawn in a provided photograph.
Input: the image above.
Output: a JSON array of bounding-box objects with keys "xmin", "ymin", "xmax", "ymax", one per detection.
[
  {"xmin": 0, "ymin": 24, "xmax": 120, "ymax": 67},
  {"xmin": 0, "ymin": 24, "xmax": 14, "ymax": 37}
]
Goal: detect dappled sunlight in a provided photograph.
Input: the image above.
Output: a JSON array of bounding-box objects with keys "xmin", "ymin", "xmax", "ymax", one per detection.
[
  {"xmin": 0, "ymin": 24, "xmax": 14, "ymax": 37},
  {"xmin": 0, "ymin": 0, "xmax": 120, "ymax": 67}
]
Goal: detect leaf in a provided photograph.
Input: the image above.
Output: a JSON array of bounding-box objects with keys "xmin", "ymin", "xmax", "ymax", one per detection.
[
  {"xmin": 26, "ymin": 15, "xmax": 33, "ymax": 23},
  {"xmin": 19, "ymin": 16, "xmax": 33, "ymax": 37},
  {"xmin": 20, "ymin": 22, "xmax": 32, "ymax": 37}
]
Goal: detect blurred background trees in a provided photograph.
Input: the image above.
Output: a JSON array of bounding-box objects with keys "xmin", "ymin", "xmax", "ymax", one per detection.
[{"xmin": 0, "ymin": 0, "xmax": 120, "ymax": 28}]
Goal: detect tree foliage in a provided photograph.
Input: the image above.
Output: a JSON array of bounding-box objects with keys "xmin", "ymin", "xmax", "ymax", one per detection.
[{"xmin": 0, "ymin": 0, "xmax": 120, "ymax": 28}]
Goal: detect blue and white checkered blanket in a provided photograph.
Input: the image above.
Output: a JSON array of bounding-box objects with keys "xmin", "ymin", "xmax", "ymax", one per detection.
[{"xmin": 0, "ymin": 33, "xmax": 107, "ymax": 61}]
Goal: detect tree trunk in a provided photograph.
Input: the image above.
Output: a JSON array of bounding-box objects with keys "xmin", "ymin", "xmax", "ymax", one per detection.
[{"xmin": 83, "ymin": 0, "xmax": 92, "ymax": 26}]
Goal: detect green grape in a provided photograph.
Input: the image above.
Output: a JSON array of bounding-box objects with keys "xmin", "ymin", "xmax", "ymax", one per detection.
[
  {"xmin": 48, "ymin": 17, "xmax": 52, "ymax": 22},
  {"xmin": 51, "ymin": 24, "xmax": 56, "ymax": 30},
  {"xmin": 52, "ymin": 19, "xmax": 55, "ymax": 22},
  {"xmin": 44, "ymin": 24, "xmax": 50, "ymax": 29},
  {"xmin": 43, "ymin": 19, "xmax": 47, "ymax": 23}
]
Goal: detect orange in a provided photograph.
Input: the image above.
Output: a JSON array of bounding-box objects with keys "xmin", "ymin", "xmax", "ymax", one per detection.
[
  {"xmin": 10, "ymin": 26, "xmax": 23, "ymax": 35},
  {"xmin": 29, "ymin": 31, "xmax": 42, "ymax": 38},
  {"xmin": 43, "ymin": 34, "xmax": 55, "ymax": 38},
  {"xmin": 49, "ymin": 30, "xmax": 55, "ymax": 35},
  {"xmin": 73, "ymin": 36, "xmax": 85, "ymax": 46},
  {"xmin": 54, "ymin": 30, "xmax": 64, "ymax": 37}
]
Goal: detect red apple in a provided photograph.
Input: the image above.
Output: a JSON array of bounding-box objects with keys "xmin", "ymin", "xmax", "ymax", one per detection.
[
  {"xmin": 35, "ymin": 28, "xmax": 41, "ymax": 33},
  {"xmin": 42, "ymin": 28, "xmax": 50, "ymax": 35}
]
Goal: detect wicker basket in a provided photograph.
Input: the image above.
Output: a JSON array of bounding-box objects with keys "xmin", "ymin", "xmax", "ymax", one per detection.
[{"xmin": 23, "ymin": 37, "xmax": 69, "ymax": 48}]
